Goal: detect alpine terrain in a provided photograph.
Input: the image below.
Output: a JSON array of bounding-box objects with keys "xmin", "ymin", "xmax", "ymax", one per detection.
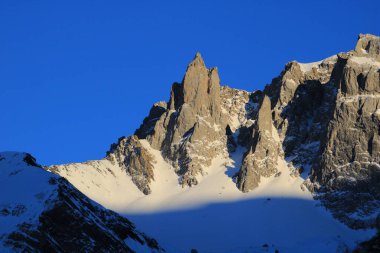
[{"xmin": 1, "ymin": 34, "xmax": 380, "ymax": 252}]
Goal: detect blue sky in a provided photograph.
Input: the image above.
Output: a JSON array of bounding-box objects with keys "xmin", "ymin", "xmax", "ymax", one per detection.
[{"xmin": 0, "ymin": 0, "xmax": 379, "ymax": 165}]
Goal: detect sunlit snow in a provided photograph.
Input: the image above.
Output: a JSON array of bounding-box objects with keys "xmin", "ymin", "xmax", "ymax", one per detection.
[{"xmin": 49, "ymin": 128, "xmax": 376, "ymax": 253}]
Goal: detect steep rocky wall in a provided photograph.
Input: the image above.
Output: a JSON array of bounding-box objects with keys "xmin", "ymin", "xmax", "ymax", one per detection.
[
  {"xmin": 305, "ymin": 38, "xmax": 380, "ymax": 229},
  {"xmin": 264, "ymin": 53, "xmax": 339, "ymax": 167},
  {"xmin": 233, "ymin": 34, "xmax": 380, "ymax": 228},
  {"xmin": 254, "ymin": 34, "xmax": 380, "ymax": 228},
  {"xmin": 259, "ymin": 35, "xmax": 380, "ymax": 196},
  {"xmin": 311, "ymin": 35, "xmax": 380, "ymax": 196}
]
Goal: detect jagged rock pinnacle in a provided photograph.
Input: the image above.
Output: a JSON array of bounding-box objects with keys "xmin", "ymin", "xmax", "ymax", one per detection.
[
  {"xmin": 186, "ymin": 52, "xmax": 206, "ymax": 69},
  {"xmin": 237, "ymin": 94, "xmax": 279, "ymax": 192},
  {"xmin": 142, "ymin": 52, "xmax": 227, "ymax": 187}
]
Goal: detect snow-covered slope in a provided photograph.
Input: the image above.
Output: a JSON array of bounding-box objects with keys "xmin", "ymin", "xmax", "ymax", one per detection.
[
  {"xmin": 48, "ymin": 158, "xmax": 145, "ymax": 211},
  {"xmin": 48, "ymin": 134, "xmax": 375, "ymax": 252},
  {"xmin": 0, "ymin": 152, "xmax": 57, "ymax": 239},
  {"xmin": 0, "ymin": 152, "xmax": 163, "ymax": 253},
  {"xmin": 127, "ymin": 137, "xmax": 375, "ymax": 253}
]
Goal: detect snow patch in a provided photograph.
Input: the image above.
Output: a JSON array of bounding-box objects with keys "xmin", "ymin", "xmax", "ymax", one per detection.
[
  {"xmin": 296, "ymin": 55, "xmax": 337, "ymax": 73},
  {"xmin": 339, "ymin": 94, "xmax": 380, "ymax": 103},
  {"xmin": 349, "ymin": 56, "xmax": 380, "ymax": 68},
  {"xmin": 298, "ymin": 60, "xmax": 323, "ymax": 72}
]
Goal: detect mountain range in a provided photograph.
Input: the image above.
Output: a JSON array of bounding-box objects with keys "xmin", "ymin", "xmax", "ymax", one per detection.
[{"xmin": 1, "ymin": 34, "xmax": 380, "ymax": 252}]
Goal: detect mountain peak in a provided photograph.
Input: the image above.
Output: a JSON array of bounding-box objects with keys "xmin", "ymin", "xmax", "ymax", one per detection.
[
  {"xmin": 180, "ymin": 52, "xmax": 221, "ymax": 116},
  {"xmin": 188, "ymin": 52, "xmax": 206, "ymax": 68}
]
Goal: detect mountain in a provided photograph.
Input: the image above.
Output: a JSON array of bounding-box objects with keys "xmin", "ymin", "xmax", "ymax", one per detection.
[
  {"xmin": 44, "ymin": 34, "xmax": 380, "ymax": 252},
  {"xmin": 0, "ymin": 152, "xmax": 164, "ymax": 253},
  {"xmin": 0, "ymin": 34, "xmax": 378, "ymax": 252}
]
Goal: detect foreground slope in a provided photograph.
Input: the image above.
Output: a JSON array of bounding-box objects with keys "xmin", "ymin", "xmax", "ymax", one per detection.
[{"xmin": 0, "ymin": 152, "xmax": 163, "ymax": 253}]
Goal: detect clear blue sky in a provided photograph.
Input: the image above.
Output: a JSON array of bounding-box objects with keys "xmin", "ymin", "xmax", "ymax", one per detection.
[{"xmin": 1, "ymin": 0, "xmax": 379, "ymax": 165}]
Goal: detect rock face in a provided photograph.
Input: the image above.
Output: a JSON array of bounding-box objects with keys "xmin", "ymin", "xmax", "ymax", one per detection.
[
  {"xmin": 0, "ymin": 152, "xmax": 163, "ymax": 253},
  {"xmin": 237, "ymin": 95, "xmax": 280, "ymax": 192},
  {"xmin": 308, "ymin": 35, "xmax": 380, "ymax": 228},
  {"xmin": 265, "ymin": 53, "xmax": 339, "ymax": 168},
  {"xmin": 106, "ymin": 135, "xmax": 155, "ymax": 195},
  {"xmin": 312, "ymin": 38, "xmax": 380, "ymax": 197},
  {"xmin": 255, "ymin": 34, "xmax": 380, "ymax": 228},
  {"xmin": 139, "ymin": 53, "xmax": 229, "ymax": 186}
]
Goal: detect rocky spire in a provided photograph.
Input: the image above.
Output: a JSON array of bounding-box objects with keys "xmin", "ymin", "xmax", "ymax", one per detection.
[
  {"xmin": 182, "ymin": 52, "xmax": 217, "ymax": 114},
  {"xmin": 143, "ymin": 52, "xmax": 228, "ymax": 186},
  {"xmin": 256, "ymin": 95, "xmax": 272, "ymax": 133},
  {"xmin": 236, "ymin": 95, "xmax": 280, "ymax": 192},
  {"xmin": 168, "ymin": 52, "xmax": 222, "ymax": 120}
]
